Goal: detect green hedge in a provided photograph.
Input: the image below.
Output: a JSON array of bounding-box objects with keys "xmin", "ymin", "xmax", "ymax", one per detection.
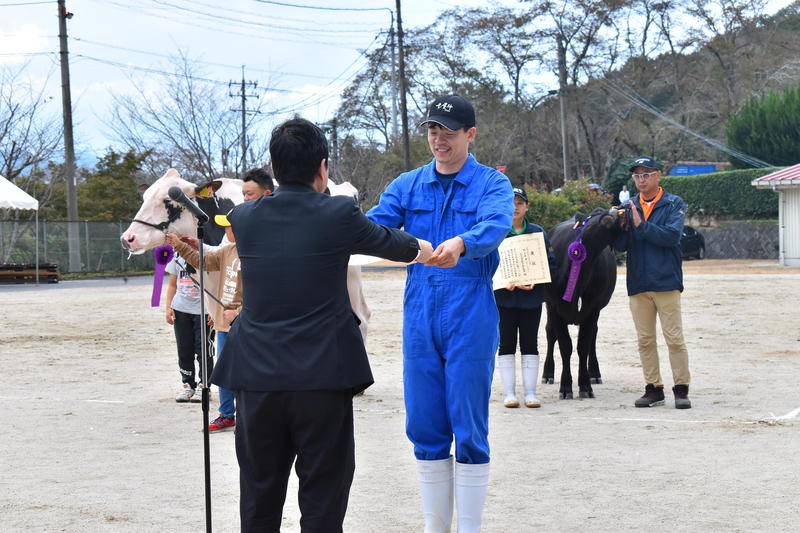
[
  {"xmin": 524, "ymin": 179, "xmax": 613, "ymax": 229},
  {"xmin": 660, "ymin": 167, "xmax": 780, "ymax": 219}
]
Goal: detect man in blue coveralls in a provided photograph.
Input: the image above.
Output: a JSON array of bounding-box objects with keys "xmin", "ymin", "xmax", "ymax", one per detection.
[{"xmin": 367, "ymin": 95, "xmax": 513, "ymax": 533}]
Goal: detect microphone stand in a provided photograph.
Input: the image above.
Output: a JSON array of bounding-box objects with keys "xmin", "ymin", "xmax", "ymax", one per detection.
[{"xmin": 196, "ymin": 221, "xmax": 213, "ymax": 533}]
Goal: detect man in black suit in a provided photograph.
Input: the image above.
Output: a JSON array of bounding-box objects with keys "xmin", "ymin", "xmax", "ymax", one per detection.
[{"xmin": 211, "ymin": 118, "xmax": 433, "ymax": 533}]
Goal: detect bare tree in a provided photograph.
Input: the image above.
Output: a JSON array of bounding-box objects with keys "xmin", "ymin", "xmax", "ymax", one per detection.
[
  {"xmin": 108, "ymin": 53, "xmax": 270, "ymax": 184},
  {"xmin": 458, "ymin": 7, "xmax": 544, "ymax": 106},
  {"xmin": 0, "ymin": 64, "xmax": 63, "ymax": 258},
  {"xmin": 0, "ymin": 64, "xmax": 62, "ymax": 189},
  {"xmin": 684, "ymin": 0, "xmax": 768, "ymax": 112}
]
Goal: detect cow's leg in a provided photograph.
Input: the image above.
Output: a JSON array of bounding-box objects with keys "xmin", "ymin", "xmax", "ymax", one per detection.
[
  {"xmin": 555, "ymin": 319, "xmax": 573, "ymax": 400},
  {"xmin": 576, "ymin": 311, "xmax": 600, "ymax": 398},
  {"xmin": 542, "ymin": 304, "xmax": 556, "ymax": 384},
  {"xmin": 588, "ymin": 321, "xmax": 602, "ymax": 384}
]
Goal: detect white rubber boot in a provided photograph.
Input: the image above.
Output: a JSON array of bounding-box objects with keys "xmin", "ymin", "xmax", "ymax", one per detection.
[
  {"xmin": 417, "ymin": 457, "xmax": 454, "ymax": 533},
  {"xmin": 496, "ymin": 354, "xmax": 519, "ymax": 407},
  {"xmin": 521, "ymin": 354, "xmax": 541, "ymax": 408},
  {"xmin": 455, "ymin": 462, "xmax": 489, "ymax": 533}
]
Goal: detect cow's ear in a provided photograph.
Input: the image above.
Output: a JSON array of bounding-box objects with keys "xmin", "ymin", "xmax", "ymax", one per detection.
[{"xmin": 574, "ymin": 211, "xmax": 585, "ymax": 223}]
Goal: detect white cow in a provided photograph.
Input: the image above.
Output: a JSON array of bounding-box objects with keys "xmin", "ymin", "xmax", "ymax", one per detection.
[
  {"xmin": 121, "ymin": 168, "xmax": 373, "ymax": 342},
  {"xmin": 121, "ymin": 168, "xmax": 243, "ymax": 253}
]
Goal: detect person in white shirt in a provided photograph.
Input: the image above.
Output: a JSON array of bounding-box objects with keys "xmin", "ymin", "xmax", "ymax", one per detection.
[{"xmin": 619, "ymin": 184, "xmax": 630, "ymax": 204}]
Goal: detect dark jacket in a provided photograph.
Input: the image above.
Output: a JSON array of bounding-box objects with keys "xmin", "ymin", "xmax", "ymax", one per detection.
[
  {"xmin": 211, "ymin": 182, "xmax": 420, "ymax": 395},
  {"xmin": 494, "ymin": 220, "xmax": 557, "ymax": 309},
  {"xmin": 613, "ymin": 190, "xmax": 685, "ymax": 296}
]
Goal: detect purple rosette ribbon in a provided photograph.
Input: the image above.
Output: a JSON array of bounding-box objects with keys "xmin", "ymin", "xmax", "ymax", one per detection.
[
  {"xmin": 151, "ymin": 245, "xmax": 175, "ymax": 307},
  {"xmin": 561, "ymin": 241, "xmax": 587, "ymax": 302}
]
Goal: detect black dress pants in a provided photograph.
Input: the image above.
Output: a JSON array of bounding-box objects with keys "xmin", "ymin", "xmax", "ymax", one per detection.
[{"xmin": 235, "ymin": 389, "xmax": 355, "ymax": 533}]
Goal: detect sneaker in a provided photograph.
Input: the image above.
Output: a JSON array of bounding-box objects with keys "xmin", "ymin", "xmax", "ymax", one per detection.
[
  {"xmin": 189, "ymin": 384, "xmax": 205, "ymax": 403},
  {"xmin": 673, "ymin": 384, "xmax": 692, "ymax": 409},
  {"xmin": 634, "ymin": 384, "xmax": 665, "ymax": 407},
  {"xmin": 209, "ymin": 414, "xmax": 236, "ymax": 432},
  {"xmin": 176, "ymin": 383, "xmax": 195, "ymax": 403}
]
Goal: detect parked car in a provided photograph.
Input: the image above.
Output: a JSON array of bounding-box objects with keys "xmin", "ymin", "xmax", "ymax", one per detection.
[{"xmin": 680, "ymin": 225, "xmax": 705, "ymax": 259}]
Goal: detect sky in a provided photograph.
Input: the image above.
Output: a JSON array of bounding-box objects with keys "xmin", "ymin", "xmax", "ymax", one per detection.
[
  {"xmin": 0, "ymin": 0, "xmax": 520, "ymax": 166},
  {"xmin": 1, "ymin": 0, "xmax": 795, "ymax": 168}
]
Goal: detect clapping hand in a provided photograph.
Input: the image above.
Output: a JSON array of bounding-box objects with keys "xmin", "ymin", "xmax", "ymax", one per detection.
[{"xmin": 628, "ymin": 199, "xmax": 642, "ymax": 228}]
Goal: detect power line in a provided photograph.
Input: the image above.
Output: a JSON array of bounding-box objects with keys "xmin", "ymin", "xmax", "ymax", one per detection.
[
  {"xmin": 151, "ymin": 0, "xmax": 385, "ymax": 34},
  {"xmin": 268, "ymin": 32, "xmax": 383, "ymax": 114},
  {"xmin": 599, "ymin": 77, "xmax": 772, "ymax": 168},
  {"xmin": 71, "ymin": 37, "xmax": 335, "ymax": 80},
  {"xmin": 0, "ymin": 1, "xmax": 51, "ymax": 6},
  {"xmin": 0, "ymin": 52, "xmax": 54, "ymax": 56},
  {"xmin": 74, "ymin": 54, "xmax": 295, "ymax": 93},
  {"xmin": 190, "ymin": 0, "xmax": 386, "ymax": 27},
  {"xmin": 88, "ymin": 0, "xmax": 376, "ymax": 47},
  {"xmin": 251, "ymin": 0, "xmax": 392, "ymax": 12}
]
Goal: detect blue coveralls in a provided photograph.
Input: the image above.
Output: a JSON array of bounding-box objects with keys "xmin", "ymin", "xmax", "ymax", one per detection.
[{"xmin": 367, "ymin": 154, "xmax": 514, "ymax": 464}]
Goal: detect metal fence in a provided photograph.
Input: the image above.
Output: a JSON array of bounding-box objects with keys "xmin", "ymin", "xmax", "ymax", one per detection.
[{"xmin": 0, "ymin": 220, "xmax": 155, "ymax": 273}]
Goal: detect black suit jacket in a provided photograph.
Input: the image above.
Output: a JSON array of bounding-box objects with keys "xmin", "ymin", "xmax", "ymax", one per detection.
[{"xmin": 211, "ymin": 182, "xmax": 419, "ymax": 394}]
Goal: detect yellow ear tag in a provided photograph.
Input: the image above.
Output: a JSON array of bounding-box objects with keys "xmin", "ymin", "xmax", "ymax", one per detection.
[{"xmin": 196, "ymin": 186, "xmax": 214, "ymax": 198}]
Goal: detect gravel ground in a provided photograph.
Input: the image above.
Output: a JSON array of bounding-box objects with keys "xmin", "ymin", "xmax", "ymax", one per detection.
[{"xmin": 1, "ymin": 260, "xmax": 798, "ymax": 532}]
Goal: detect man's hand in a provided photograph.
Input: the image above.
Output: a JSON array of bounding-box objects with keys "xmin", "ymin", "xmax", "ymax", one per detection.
[
  {"xmin": 425, "ymin": 237, "xmax": 465, "ymax": 268},
  {"xmin": 506, "ymin": 283, "xmax": 535, "ymax": 291},
  {"xmin": 165, "ymin": 308, "xmax": 175, "ymax": 325},
  {"xmin": 415, "ymin": 239, "xmax": 434, "ymax": 264},
  {"xmin": 628, "ymin": 199, "xmax": 642, "ymax": 228},
  {"xmin": 164, "ymin": 233, "xmax": 180, "ymax": 247},
  {"xmin": 180, "ymin": 235, "xmax": 200, "ymax": 250},
  {"xmin": 223, "ymin": 309, "xmax": 238, "ymax": 325}
]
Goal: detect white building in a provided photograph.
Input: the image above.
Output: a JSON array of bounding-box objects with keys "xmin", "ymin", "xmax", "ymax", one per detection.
[{"xmin": 752, "ymin": 165, "xmax": 800, "ymax": 266}]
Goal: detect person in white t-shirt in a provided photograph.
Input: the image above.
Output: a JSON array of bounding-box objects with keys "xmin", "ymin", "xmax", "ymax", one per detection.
[
  {"xmin": 165, "ymin": 255, "xmax": 214, "ymax": 402},
  {"xmin": 619, "ymin": 184, "xmax": 630, "ymax": 204}
]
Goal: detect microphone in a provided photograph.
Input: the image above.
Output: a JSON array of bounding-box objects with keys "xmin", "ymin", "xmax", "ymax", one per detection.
[{"xmin": 167, "ymin": 186, "xmax": 210, "ymax": 224}]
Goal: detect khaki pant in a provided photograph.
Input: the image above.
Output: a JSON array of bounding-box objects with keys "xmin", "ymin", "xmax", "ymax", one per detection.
[{"xmin": 629, "ymin": 290, "xmax": 690, "ymax": 387}]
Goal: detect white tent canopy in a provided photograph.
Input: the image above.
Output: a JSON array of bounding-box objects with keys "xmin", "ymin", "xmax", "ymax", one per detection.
[
  {"xmin": 0, "ymin": 174, "xmax": 39, "ymax": 210},
  {"xmin": 0, "ymin": 174, "xmax": 40, "ymax": 283}
]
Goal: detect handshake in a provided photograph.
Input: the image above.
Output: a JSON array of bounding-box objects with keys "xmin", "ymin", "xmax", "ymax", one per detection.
[{"xmin": 413, "ymin": 237, "xmax": 465, "ymax": 268}]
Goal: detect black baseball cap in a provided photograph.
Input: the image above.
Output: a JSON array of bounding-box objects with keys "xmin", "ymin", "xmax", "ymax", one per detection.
[
  {"xmin": 629, "ymin": 156, "xmax": 662, "ymax": 172},
  {"xmin": 419, "ymin": 95, "xmax": 476, "ymax": 131},
  {"xmin": 512, "ymin": 187, "xmax": 528, "ymax": 203}
]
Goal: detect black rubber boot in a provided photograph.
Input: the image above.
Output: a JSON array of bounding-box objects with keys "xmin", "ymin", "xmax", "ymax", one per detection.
[
  {"xmin": 673, "ymin": 384, "xmax": 692, "ymax": 409},
  {"xmin": 634, "ymin": 384, "xmax": 665, "ymax": 407}
]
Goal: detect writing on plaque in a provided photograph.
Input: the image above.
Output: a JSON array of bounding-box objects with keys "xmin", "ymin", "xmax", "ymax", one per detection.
[{"xmin": 492, "ymin": 233, "xmax": 551, "ymax": 291}]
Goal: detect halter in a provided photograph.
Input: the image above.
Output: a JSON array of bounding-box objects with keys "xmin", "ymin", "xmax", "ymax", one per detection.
[
  {"xmin": 561, "ymin": 216, "xmax": 590, "ymax": 302},
  {"xmin": 132, "ymin": 198, "xmax": 185, "ymax": 232}
]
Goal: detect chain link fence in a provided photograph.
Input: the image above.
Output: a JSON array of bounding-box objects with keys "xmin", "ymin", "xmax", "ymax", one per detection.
[{"xmin": 0, "ymin": 220, "xmax": 155, "ymax": 273}]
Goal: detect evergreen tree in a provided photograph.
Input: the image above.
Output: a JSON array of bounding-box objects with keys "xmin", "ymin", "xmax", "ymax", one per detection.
[
  {"xmin": 726, "ymin": 87, "xmax": 800, "ymax": 168},
  {"xmin": 77, "ymin": 150, "xmax": 151, "ymax": 221}
]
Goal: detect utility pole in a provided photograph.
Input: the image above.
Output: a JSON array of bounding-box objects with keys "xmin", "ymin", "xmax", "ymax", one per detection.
[
  {"xmin": 396, "ymin": 0, "xmax": 411, "ymax": 171},
  {"xmin": 389, "ymin": 18, "xmax": 398, "ymax": 142},
  {"xmin": 320, "ymin": 119, "xmax": 339, "ymax": 180},
  {"xmin": 229, "ymin": 66, "xmax": 259, "ymax": 175},
  {"xmin": 557, "ymin": 35, "xmax": 571, "ymax": 182},
  {"xmin": 58, "ymin": 0, "xmax": 80, "ymax": 272}
]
